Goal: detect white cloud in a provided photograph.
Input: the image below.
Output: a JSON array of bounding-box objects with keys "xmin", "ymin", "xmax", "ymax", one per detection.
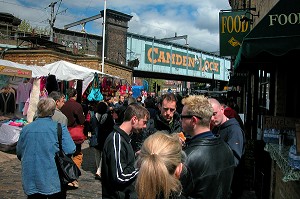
[{"xmin": 0, "ymin": 0, "xmax": 231, "ymax": 52}]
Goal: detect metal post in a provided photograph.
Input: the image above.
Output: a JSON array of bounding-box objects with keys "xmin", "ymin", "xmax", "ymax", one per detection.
[
  {"xmin": 101, "ymin": 0, "xmax": 107, "ymax": 73},
  {"xmin": 212, "ymin": 69, "xmax": 215, "ymax": 91},
  {"xmin": 49, "ymin": 2, "xmax": 56, "ymax": 42}
]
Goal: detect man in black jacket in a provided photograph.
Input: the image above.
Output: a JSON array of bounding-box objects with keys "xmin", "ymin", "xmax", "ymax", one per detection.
[
  {"xmin": 180, "ymin": 95, "xmax": 235, "ymax": 199},
  {"xmin": 131, "ymin": 92, "xmax": 182, "ymax": 152},
  {"xmin": 101, "ymin": 103, "xmax": 150, "ymax": 199}
]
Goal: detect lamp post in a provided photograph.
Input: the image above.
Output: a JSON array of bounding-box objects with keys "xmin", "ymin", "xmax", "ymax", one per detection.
[
  {"xmin": 211, "ymin": 69, "xmax": 215, "ymax": 91},
  {"xmin": 101, "ymin": 0, "xmax": 107, "ymax": 73}
]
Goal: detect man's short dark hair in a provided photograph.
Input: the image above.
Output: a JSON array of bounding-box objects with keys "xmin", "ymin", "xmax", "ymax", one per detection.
[
  {"xmin": 159, "ymin": 93, "xmax": 177, "ymax": 105},
  {"xmin": 123, "ymin": 103, "xmax": 150, "ymax": 121},
  {"xmin": 48, "ymin": 91, "xmax": 64, "ymax": 102},
  {"xmin": 67, "ymin": 88, "xmax": 77, "ymax": 98}
]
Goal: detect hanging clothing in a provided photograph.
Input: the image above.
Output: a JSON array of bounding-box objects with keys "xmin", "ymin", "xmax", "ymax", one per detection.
[
  {"xmin": 0, "ymin": 92, "xmax": 15, "ymax": 114},
  {"xmin": 16, "ymin": 82, "xmax": 32, "ymax": 104}
]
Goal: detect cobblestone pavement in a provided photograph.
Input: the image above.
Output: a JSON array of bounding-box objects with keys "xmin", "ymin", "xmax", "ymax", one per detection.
[
  {"xmin": 0, "ymin": 140, "xmax": 257, "ymax": 199},
  {"xmin": 0, "ymin": 140, "xmax": 102, "ymax": 199}
]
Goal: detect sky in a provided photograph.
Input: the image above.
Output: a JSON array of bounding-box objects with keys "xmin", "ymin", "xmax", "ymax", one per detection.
[{"xmin": 1, "ymin": 0, "xmax": 231, "ymax": 53}]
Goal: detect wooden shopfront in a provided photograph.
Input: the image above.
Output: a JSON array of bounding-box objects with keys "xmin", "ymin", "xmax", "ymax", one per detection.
[{"xmin": 233, "ymin": 0, "xmax": 300, "ymax": 198}]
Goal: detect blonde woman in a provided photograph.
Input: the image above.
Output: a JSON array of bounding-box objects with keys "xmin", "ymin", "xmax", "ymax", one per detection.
[{"xmin": 135, "ymin": 132, "xmax": 186, "ymax": 199}]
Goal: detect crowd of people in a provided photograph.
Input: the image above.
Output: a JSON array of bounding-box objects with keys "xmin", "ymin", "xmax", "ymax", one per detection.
[{"xmin": 16, "ymin": 88, "xmax": 246, "ymax": 199}]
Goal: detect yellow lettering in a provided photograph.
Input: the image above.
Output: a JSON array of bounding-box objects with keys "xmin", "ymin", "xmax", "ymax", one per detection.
[
  {"xmin": 234, "ymin": 15, "xmax": 241, "ymax": 32},
  {"xmin": 188, "ymin": 57, "xmax": 195, "ymax": 67},
  {"xmin": 204, "ymin": 60, "xmax": 210, "ymax": 71},
  {"xmin": 182, "ymin": 56, "xmax": 187, "ymax": 66},
  {"xmin": 209, "ymin": 62, "xmax": 214, "ymax": 71},
  {"xmin": 158, "ymin": 51, "xmax": 166, "ymax": 63},
  {"xmin": 227, "ymin": 16, "xmax": 233, "ymax": 33},
  {"xmin": 165, "ymin": 52, "xmax": 171, "ymax": 64},
  {"xmin": 241, "ymin": 17, "xmax": 249, "ymax": 32},
  {"xmin": 221, "ymin": 16, "xmax": 227, "ymax": 33},
  {"xmin": 147, "ymin": 47, "xmax": 158, "ymax": 64},
  {"xmin": 171, "ymin": 54, "xmax": 176, "ymax": 64},
  {"xmin": 213, "ymin": 62, "xmax": 219, "ymax": 72},
  {"xmin": 175, "ymin": 54, "xmax": 182, "ymax": 65}
]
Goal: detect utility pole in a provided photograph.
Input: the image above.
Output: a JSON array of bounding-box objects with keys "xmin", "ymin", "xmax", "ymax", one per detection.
[
  {"xmin": 101, "ymin": 0, "xmax": 107, "ymax": 73},
  {"xmin": 48, "ymin": 0, "xmax": 65, "ymax": 42},
  {"xmin": 49, "ymin": 1, "xmax": 57, "ymax": 42}
]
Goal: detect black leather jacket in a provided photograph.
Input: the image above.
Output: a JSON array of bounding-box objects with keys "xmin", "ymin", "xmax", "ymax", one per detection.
[
  {"xmin": 180, "ymin": 132, "xmax": 235, "ymax": 199},
  {"xmin": 153, "ymin": 112, "xmax": 182, "ymax": 134},
  {"xmin": 131, "ymin": 112, "xmax": 182, "ymax": 152}
]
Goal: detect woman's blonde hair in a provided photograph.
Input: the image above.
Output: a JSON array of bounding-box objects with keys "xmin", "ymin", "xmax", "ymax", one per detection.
[{"xmin": 135, "ymin": 132, "xmax": 182, "ymax": 199}]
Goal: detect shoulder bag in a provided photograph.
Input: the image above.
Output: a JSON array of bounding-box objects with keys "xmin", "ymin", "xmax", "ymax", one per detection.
[
  {"xmin": 55, "ymin": 123, "xmax": 81, "ymax": 185},
  {"xmin": 67, "ymin": 125, "xmax": 86, "ymax": 144}
]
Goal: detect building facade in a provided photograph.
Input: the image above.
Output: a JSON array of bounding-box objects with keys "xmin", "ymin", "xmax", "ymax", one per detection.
[{"xmin": 230, "ymin": 0, "xmax": 300, "ymax": 198}]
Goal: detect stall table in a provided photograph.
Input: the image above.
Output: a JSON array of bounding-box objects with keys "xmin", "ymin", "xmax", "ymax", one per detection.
[
  {"xmin": 265, "ymin": 143, "xmax": 300, "ymax": 198},
  {"xmin": 0, "ymin": 122, "xmax": 22, "ymax": 151}
]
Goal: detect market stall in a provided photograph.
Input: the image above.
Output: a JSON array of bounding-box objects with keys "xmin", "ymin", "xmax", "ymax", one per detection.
[
  {"xmin": 262, "ymin": 116, "xmax": 300, "ymax": 198},
  {"xmin": 43, "ymin": 60, "xmax": 107, "ymax": 95},
  {"xmin": 0, "ymin": 59, "xmax": 49, "ymax": 151},
  {"xmin": 43, "ymin": 60, "xmax": 130, "ymax": 100}
]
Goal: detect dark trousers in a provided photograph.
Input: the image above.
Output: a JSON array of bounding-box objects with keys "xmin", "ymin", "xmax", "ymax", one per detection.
[
  {"xmin": 27, "ymin": 190, "xmax": 66, "ymax": 199},
  {"xmin": 231, "ymin": 157, "xmax": 245, "ymax": 199}
]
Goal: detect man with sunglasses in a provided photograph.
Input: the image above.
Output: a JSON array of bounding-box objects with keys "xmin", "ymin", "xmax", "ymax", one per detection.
[
  {"xmin": 131, "ymin": 92, "xmax": 182, "ymax": 152},
  {"xmin": 180, "ymin": 95, "xmax": 235, "ymax": 199}
]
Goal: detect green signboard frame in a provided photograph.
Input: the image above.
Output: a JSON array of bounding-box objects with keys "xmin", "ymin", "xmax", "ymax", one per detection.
[{"xmin": 219, "ymin": 11, "xmax": 250, "ymax": 56}]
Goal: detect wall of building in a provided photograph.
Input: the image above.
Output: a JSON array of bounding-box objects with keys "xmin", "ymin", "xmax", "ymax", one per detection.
[
  {"xmin": 104, "ymin": 9, "xmax": 132, "ymax": 65},
  {"xmin": 229, "ymin": 0, "xmax": 279, "ymax": 26},
  {"xmin": 271, "ymin": 162, "xmax": 300, "ymax": 199},
  {"xmin": 3, "ymin": 49, "xmax": 132, "ymax": 84}
]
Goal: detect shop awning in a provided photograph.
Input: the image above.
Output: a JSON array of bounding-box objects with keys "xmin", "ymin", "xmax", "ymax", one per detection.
[
  {"xmin": 0, "ymin": 59, "xmax": 49, "ymax": 78},
  {"xmin": 0, "ymin": 59, "xmax": 32, "ymax": 78},
  {"xmin": 234, "ymin": 0, "xmax": 300, "ymax": 69}
]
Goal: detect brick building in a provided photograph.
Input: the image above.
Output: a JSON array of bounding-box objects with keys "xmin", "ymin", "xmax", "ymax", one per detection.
[{"xmin": 0, "ymin": 9, "xmax": 133, "ymax": 85}]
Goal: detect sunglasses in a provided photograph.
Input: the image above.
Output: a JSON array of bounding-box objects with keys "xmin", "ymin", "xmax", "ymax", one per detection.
[{"xmin": 180, "ymin": 115, "xmax": 202, "ymax": 120}]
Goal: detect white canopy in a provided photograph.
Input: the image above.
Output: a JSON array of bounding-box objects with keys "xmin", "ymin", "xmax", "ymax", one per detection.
[
  {"xmin": 0, "ymin": 59, "xmax": 49, "ymax": 78},
  {"xmin": 43, "ymin": 60, "xmax": 106, "ymax": 94}
]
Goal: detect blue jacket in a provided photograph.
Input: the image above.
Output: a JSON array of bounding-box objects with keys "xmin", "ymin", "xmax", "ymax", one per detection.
[{"xmin": 17, "ymin": 117, "xmax": 76, "ymax": 196}]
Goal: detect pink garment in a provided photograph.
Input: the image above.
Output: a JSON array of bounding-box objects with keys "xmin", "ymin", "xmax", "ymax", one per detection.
[
  {"xmin": 40, "ymin": 76, "xmax": 47, "ymax": 92},
  {"xmin": 23, "ymin": 98, "xmax": 30, "ymax": 116},
  {"xmin": 9, "ymin": 121, "xmax": 23, "ymax": 127},
  {"xmin": 16, "ymin": 82, "xmax": 32, "ymax": 104},
  {"xmin": 39, "ymin": 87, "xmax": 48, "ymax": 99}
]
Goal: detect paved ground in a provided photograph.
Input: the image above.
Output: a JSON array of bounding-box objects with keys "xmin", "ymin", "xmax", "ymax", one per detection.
[
  {"xmin": 0, "ymin": 140, "xmax": 102, "ymax": 199},
  {"xmin": 0, "ymin": 140, "xmax": 257, "ymax": 199}
]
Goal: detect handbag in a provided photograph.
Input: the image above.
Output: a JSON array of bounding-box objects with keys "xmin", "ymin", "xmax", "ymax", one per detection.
[
  {"xmin": 87, "ymin": 73, "xmax": 103, "ymax": 102},
  {"xmin": 68, "ymin": 125, "xmax": 86, "ymax": 144},
  {"xmin": 55, "ymin": 123, "xmax": 81, "ymax": 185}
]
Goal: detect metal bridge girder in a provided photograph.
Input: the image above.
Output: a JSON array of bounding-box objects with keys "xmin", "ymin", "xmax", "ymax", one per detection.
[{"xmin": 64, "ymin": 13, "xmax": 103, "ymax": 30}]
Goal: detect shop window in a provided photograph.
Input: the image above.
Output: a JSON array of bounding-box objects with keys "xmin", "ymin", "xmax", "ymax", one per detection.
[{"xmin": 258, "ymin": 70, "xmax": 270, "ymax": 112}]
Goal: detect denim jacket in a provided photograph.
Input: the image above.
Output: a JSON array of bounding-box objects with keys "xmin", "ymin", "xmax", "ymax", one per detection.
[{"xmin": 17, "ymin": 117, "xmax": 76, "ymax": 196}]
